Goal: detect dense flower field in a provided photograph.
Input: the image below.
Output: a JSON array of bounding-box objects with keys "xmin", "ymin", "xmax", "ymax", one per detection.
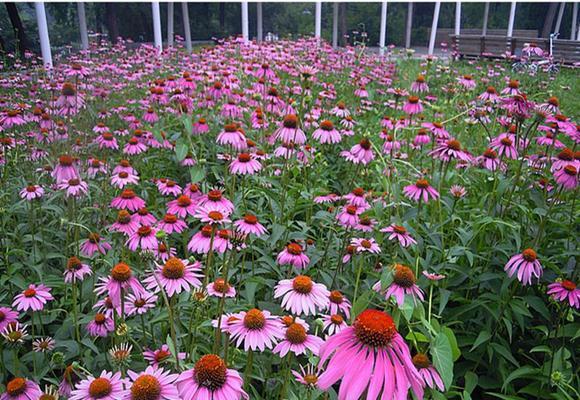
[{"xmin": 0, "ymin": 37, "xmax": 578, "ymax": 400}]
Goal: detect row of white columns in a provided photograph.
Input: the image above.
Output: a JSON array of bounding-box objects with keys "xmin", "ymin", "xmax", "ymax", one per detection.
[{"xmin": 32, "ymin": 2, "xmax": 580, "ymax": 69}]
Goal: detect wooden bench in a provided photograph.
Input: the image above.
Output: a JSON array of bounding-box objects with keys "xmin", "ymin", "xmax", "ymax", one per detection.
[
  {"xmin": 430, "ymin": 28, "xmax": 538, "ymax": 46},
  {"xmin": 450, "ymin": 34, "xmax": 580, "ymax": 65}
]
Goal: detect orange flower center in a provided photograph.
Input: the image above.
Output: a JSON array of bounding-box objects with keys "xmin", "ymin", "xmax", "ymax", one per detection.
[
  {"xmin": 292, "ymin": 275, "xmax": 313, "ymax": 294},
  {"xmin": 244, "ymin": 308, "xmax": 266, "ymax": 330},
  {"xmin": 415, "ymin": 179, "xmax": 429, "ymax": 189},
  {"xmin": 208, "ymin": 211, "xmax": 223, "ymax": 221},
  {"xmin": 162, "ymin": 258, "xmax": 185, "ymax": 280},
  {"xmin": 447, "ymin": 139, "xmax": 461, "ymax": 151},
  {"xmin": 522, "ymin": 248, "xmax": 537, "ymax": 262},
  {"xmin": 130, "ymin": 374, "xmax": 161, "ymax": 400},
  {"xmin": 88, "ymin": 377, "xmax": 113, "ymax": 398},
  {"xmin": 331, "ymin": 314, "xmax": 344, "ymax": 325},
  {"xmin": 194, "ymin": 354, "xmax": 227, "ymax": 390},
  {"xmin": 67, "ymin": 256, "xmax": 83, "ymax": 271},
  {"xmin": 393, "ymin": 264, "xmax": 416, "ymax": 288},
  {"xmin": 213, "ymin": 278, "xmax": 230, "ymax": 293},
  {"xmin": 561, "ymin": 280, "xmax": 576, "ymax": 291},
  {"xmin": 329, "ymin": 290, "xmax": 344, "ymax": 304},
  {"xmin": 564, "ymin": 165, "xmax": 577, "ymax": 176},
  {"xmin": 412, "ymin": 353, "xmax": 430, "ymax": 369},
  {"xmin": 121, "ymin": 190, "xmax": 136, "ymax": 200},
  {"xmin": 283, "ymin": 114, "xmax": 298, "ymax": 129},
  {"xmin": 112, "ymin": 263, "xmax": 132, "ymax": 282},
  {"xmin": 177, "ymin": 195, "xmax": 191, "ymax": 207},
  {"xmin": 94, "ymin": 313, "xmax": 107, "ymax": 324},
  {"xmin": 320, "ymin": 120, "xmax": 334, "ymax": 131},
  {"xmin": 238, "ymin": 153, "xmax": 252, "ymax": 163},
  {"xmin": 392, "ymin": 225, "xmax": 407, "ymax": 234},
  {"xmin": 137, "ymin": 226, "xmax": 152, "ymax": 237},
  {"xmin": 163, "ymin": 214, "xmax": 177, "ymax": 223},
  {"xmin": 207, "ymin": 190, "xmax": 222, "ymax": 201},
  {"xmin": 59, "ymin": 155, "xmax": 74, "ymax": 166},
  {"xmin": 287, "ymin": 243, "xmax": 303, "ymax": 255},
  {"xmin": 24, "ymin": 288, "xmax": 37, "ymax": 297},
  {"xmin": 6, "ymin": 378, "xmax": 27, "ymax": 396},
  {"xmin": 354, "ymin": 309, "xmax": 397, "ymax": 347},
  {"xmin": 285, "ymin": 323, "xmax": 307, "ymax": 344}
]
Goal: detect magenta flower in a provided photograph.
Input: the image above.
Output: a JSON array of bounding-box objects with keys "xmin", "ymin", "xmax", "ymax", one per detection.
[
  {"xmin": 403, "ymin": 178, "xmax": 439, "ymax": 203},
  {"xmin": 274, "ymin": 275, "xmax": 330, "ymax": 316},
  {"xmin": 374, "ymin": 264, "xmax": 425, "ymax": 307},
  {"xmin": 403, "ymin": 96, "xmax": 423, "ymax": 115},
  {"xmin": 197, "ymin": 190, "xmax": 234, "ymax": 214},
  {"xmin": 52, "ymin": 155, "xmax": 79, "ymax": 183},
  {"xmin": 12, "ymin": 284, "xmax": 53, "ymax": 312},
  {"xmin": 126, "ymin": 366, "xmax": 180, "ymax": 400},
  {"xmin": 64, "ymin": 256, "xmax": 92, "ymax": 283},
  {"xmin": 341, "ymin": 138, "xmax": 374, "ymax": 165},
  {"xmin": 1, "ymin": 377, "xmax": 42, "ymax": 400},
  {"xmin": 156, "ymin": 179, "xmax": 182, "ymax": 197},
  {"xmin": 273, "ymin": 322, "xmax": 324, "ymax": 357},
  {"xmin": 547, "ymin": 280, "xmax": 579, "ymax": 309},
  {"xmin": 194, "ymin": 206, "xmax": 231, "ymax": 225},
  {"xmin": 143, "ymin": 344, "xmax": 186, "ymax": 367},
  {"xmin": 234, "ymin": 214, "xmax": 267, "ymax": 237},
  {"xmin": 156, "ymin": 213, "xmax": 187, "ymax": 234},
  {"xmin": 274, "ymin": 114, "xmax": 306, "ymax": 145},
  {"xmin": 227, "ymin": 308, "xmax": 285, "ymax": 352},
  {"xmin": 19, "ymin": 185, "xmax": 44, "ymax": 201},
  {"xmin": 313, "ymin": 120, "xmax": 342, "ymax": 144},
  {"xmin": 126, "ymin": 225, "xmax": 158, "ymax": 252},
  {"xmin": 351, "ymin": 237, "xmax": 381, "ymax": 254},
  {"xmin": 69, "ymin": 370, "xmax": 127, "ymax": 400},
  {"xmin": 110, "ymin": 189, "xmax": 146, "ymax": 212},
  {"xmin": 125, "ymin": 292, "xmax": 158, "ymax": 316},
  {"xmin": 144, "ymin": 257, "xmax": 203, "ymax": 297},
  {"xmin": 277, "ymin": 242, "xmax": 310, "ymax": 270},
  {"xmin": 229, "ymin": 153, "xmax": 262, "ymax": 175},
  {"xmin": 554, "ymin": 165, "xmax": 578, "ymax": 190},
  {"xmin": 326, "ymin": 290, "xmax": 352, "ymax": 318},
  {"xmin": 381, "ymin": 224, "xmax": 417, "ymax": 247},
  {"xmin": 95, "ymin": 262, "xmax": 145, "ymax": 307},
  {"xmin": 86, "ymin": 313, "xmax": 114, "ymax": 337},
  {"xmin": 413, "ymin": 353, "xmax": 445, "ymax": 391},
  {"xmin": 429, "ymin": 138, "xmax": 472, "ymax": 162},
  {"xmin": 317, "ymin": 309, "xmax": 424, "ymax": 400},
  {"xmin": 58, "ymin": 178, "xmax": 89, "ymax": 198},
  {"xmin": 504, "ymin": 248, "xmax": 543, "ymax": 286},
  {"xmin": 207, "ymin": 278, "xmax": 236, "ymax": 298},
  {"xmin": 111, "ymin": 171, "xmax": 139, "ymax": 189},
  {"xmin": 176, "ymin": 354, "xmax": 248, "ymax": 400},
  {"xmin": 0, "ymin": 307, "xmax": 18, "ymax": 332},
  {"xmin": 336, "ymin": 204, "xmax": 364, "ymax": 228},
  {"xmin": 217, "ymin": 123, "xmax": 247, "ymax": 150},
  {"xmin": 292, "ymin": 364, "xmax": 320, "ymax": 389},
  {"xmin": 322, "ymin": 314, "xmax": 348, "ymax": 335}
]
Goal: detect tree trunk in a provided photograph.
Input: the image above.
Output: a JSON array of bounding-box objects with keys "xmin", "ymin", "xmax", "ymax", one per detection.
[
  {"xmin": 5, "ymin": 3, "xmax": 29, "ymax": 58},
  {"xmin": 104, "ymin": 3, "xmax": 119, "ymax": 43},
  {"xmin": 339, "ymin": 3, "xmax": 347, "ymax": 46},
  {"xmin": 541, "ymin": 3, "xmax": 558, "ymax": 38}
]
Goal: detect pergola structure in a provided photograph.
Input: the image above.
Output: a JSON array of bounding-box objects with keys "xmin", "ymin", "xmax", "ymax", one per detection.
[{"xmin": 34, "ymin": 2, "xmax": 580, "ymax": 68}]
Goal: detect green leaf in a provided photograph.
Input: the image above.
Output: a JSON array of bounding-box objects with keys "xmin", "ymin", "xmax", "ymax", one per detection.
[
  {"xmin": 189, "ymin": 165, "xmax": 205, "ymax": 183},
  {"xmin": 441, "ymin": 326, "xmax": 461, "ymax": 362},
  {"xmin": 490, "ymin": 343, "xmax": 520, "ymax": 367},
  {"xmin": 501, "ymin": 366, "xmax": 538, "ymax": 391},
  {"xmin": 464, "ymin": 371, "xmax": 478, "ymax": 394},
  {"xmin": 470, "ymin": 330, "xmax": 491, "ymax": 351},
  {"xmin": 175, "ymin": 141, "xmax": 188, "ymax": 161},
  {"xmin": 431, "ymin": 332, "xmax": 454, "ymax": 390},
  {"xmin": 351, "ymin": 290, "xmax": 374, "ymax": 320}
]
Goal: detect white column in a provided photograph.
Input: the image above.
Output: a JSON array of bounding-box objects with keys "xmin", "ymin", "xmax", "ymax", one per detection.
[
  {"xmin": 182, "ymin": 3, "xmax": 192, "ymax": 52},
  {"xmin": 405, "ymin": 2, "xmax": 413, "ymax": 48},
  {"xmin": 257, "ymin": 2, "xmax": 263, "ymax": 42},
  {"xmin": 77, "ymin": 2, "xmax": 89, "ymax": 50},
  {"xmin": 572, "ymin": 3, "xmax": 578, "ymax": 40},
  {"xmin": 332, "ymin": 2, "xmax": 339, "ymax": 48},
  {"xmin": 35, "ymin": 2, "xmax": 52, "ymax": 69},
  {"xmin": 428, "ymin": 2, "xmax": 441, "ymax": 56},
  {"xmin": 152, "ymin": 2, "xmax": 162, "ymax": 52},
  {"xmin": 454, "ymin": 2, "xmax": 461, "ymax": 36},
  {"xmin": 241, "ymin": 2, "xmax": 249, "ymax": 42},
  {"xmin": 167, "ymin": 2, "xmax": 174, "ymax": 47},
  {"xmin": 379, "ymin": 2, "xmax": 387, "ymax": 56},
  {"xmin": 315, "ymin": 2, "xmax": 322, "ymax": 38},
  {"xmin": 554, "ymin": 2, "xmax": 565, "ymax": 35},
  {"xmin": 507, "ymin": 2, "xmax": 516, "ymax": 37},
  {"xmin": 482, "ymin": 2, "xmax": 490, "ymax": 36}
]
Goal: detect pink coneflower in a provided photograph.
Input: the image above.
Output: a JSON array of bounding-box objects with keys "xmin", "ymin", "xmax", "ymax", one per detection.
[
  {"xmin": 80, "ymin": 232, "xmax": 112, "ymax": 257},
  {"xmin": 274, "ymin": 114, "xmax": 307, "ymax": 145},
  {"xmin": 313, "ymin": 120, "xmax": 341, "ymax": 144},
  {"xmin": 314, "ymin": 193, "xmax": 340, "ymax": 204},
  {"xmin": 32, "ymin": 336, "xmax": 55, "ymax": 352},
  {"xmin": 0, "ymin": 109, "xmax": 26, "ymax": 129},
  {"xmin": 274, "ymin": 322, "xmax": 324, "ymax": 357},
  {"xmin": 0, "ymin": 307, "xmax": 18, "ymax": 332},
  {"xmin": 88, "ymin": 158, "xmax": 107, "ymax": 178},
  {"xmin": 536, "ymin": 131, "xmax": 564, "ymax": 149},
  {"xmin": 194, "ymin": 206, "xmax": 231, "ymax": 225},
  {"xmin": 477, "ymin": 148, "xmax": 505, "ymax": 172},
  {"xmin": 403, "ymin": 96, "xmax": 423, "ymax": 115},
  {"xmin": 336, "ymin": 204, "xmax": 363, "ymax": 228},
  {"xmin": 58, "ymin": 178, "xmax": 88, "ymax": 198},
  {"xmin": 156, "ymin": 179, "xmax": 182, "ymax": 197},
  {"xmin": 411, "ymin": 75, "xmax": 429, "ymax": 93},
  {"xmin": 403, "ymin": 178, "xmax": 439, "ymax": 203},
  {"xmin": 504, "ymin": 248, "xmax": 543, "ymax": 286},
  {"xmin": 52, "ymin": 154, "xmax": 78, "ymax": 183},
  {"xmin": 144, "ymin": 257, "xmax": 203, "ymax": 297},
  {"xmin": 188, "ymin": 225, "xmax": 217, "ymax": 255},
  {"xmin": 322, "ymin": 314, "xmax": 348, "ymax": 335},
  {"xmin": 126, "ymin": 225, "xmax": 158, "ymax": 252},
  {"xmin": 490, "ymin": 133, "xmax": 518, "ymax": 159},
  {"xmin": 229, "ymin": 153, "xmax": 262, "ymax": 175},
  {"xmin": 217, "ymin": 123, "xmax": 247, "ymax": 150},
  {"xmin": 274, "ymin": 275, "xmax": 330, "ymax": 316},
  {"xmin": 413, "ymin": 353, "xmax": 445, "ymax": 391},
  {"xmin": 175, "ymin": 354, "xmax": 248, "ymax": 400},
  {"xmin": 86, "ymin": 313, "xmax": 114, "ymax": 337},
  {"xmin": 64, "ymin": 256, "xmax": 92, "ymax": 283},
  {"xmin": 351, "ymin": 237, "xmax": 381, "ymax": 254},
  {"xmin": 423, "ymin": 270, "xmax": 446, "ymax": 281},
  {"xmin": 111, "ymin": 189, "xmax": 146, "ymax": 212},
  {"xmin": 317, "ymin": 309, "xmax": 424, "ymax": 400},
  {"xmin": 292, "ymin": 364, "xmax": 320, "ymax": 389},
  {"xmin": 422, "ymin": 121, "xmax": 450, "ymax": 139},
  {"xmin": 277, "ymin": 242, "xmax": 310, "ymax": 270},
  {"xmin": 95, "ymin": 262, "xmax": 146, "ymax": 307},
  {"xmin": 234, "ymin": 214, "xmax": 267, "ymax": 237},
  {"xmin": 479, "ymin": 86, "xmax": 500, "ymax": 102},
  {"xmin": 554, "ymin": 165, "xmax": 578, "ymax": 190},
  {"xmin": 331, "ymin": 101, "xmax": 350, "ymax": 118},
  {"xmin": 111, "ymin": 171, "xmax": 139, "ymax": 189},
  {"xmin": 381, "ymin": 224, "xmax": 417, "ymax": 247},
  {"xmin": 157, "ymin": 213, "xmax": 187, "ymax": 234},
  {"xmin": 1, "ymin": 377, "xmax": 42, "ymax": 400},
  {"xmin": 143, "ymin": 107, "xmax": 159, "ymax": 124},
  {"xmin": 374, "ymin": 264, "xmax": 424, "ymax": 306},
  {"xmin": 167, "ymin": 194, "xmax": 197, "ymax": 218},
  {"xmin": 551, "ymin": 148, "xmax": 577, "ymax": 173},
  {"xmin": 153, "ymin": 242, "xmax": 177, "ymax": 263},
  {"xmin": 342, "ymin": 138, "xmax": 375, "ymax": 165},
  {"xmin": 123, "ymin": 137, "xmax": 148, "ymax": 155},
  {"xmin": 429, "ymin": 138, "xmax": 472, "ymax": 162},
  {"xmin": 110, "ymin": 210, "xmax": 139, "ymax": 236},
  {"xmin": 192, "ymin": 117, "xmax": 209, "ymax": 135},
  {"xmin": 12, "ymin": 284, "xmax": 53, "ymax": 312},
  {"xmin": 501, "ymin": 79, "xmax": 521, "ymax": 96},
  {"xmin": 207, "ymin": 278, "xmax": 236, "ymax": 298},
  {"xmin": 96, "ymin": 132, "xmax": 119, "ymax": 150},
  {"xmin": 197, "ymin": 190, "xmax": 234, "ymax": 214},
  {"xmin": 126, "ymin": 366, "xmax": 180, "ymax": 400},
  {"xmin": 547, "ymin": 280, "xmax": 579, "ymax": 309},
  {"xmin": 326, "ymin": 290, "xmax": 352, "ymax": 318},
  {"xmin": 343, "ymin": 187, "xmax": 369, "ymax": 207},
  {"xmin": 450, "ymin": 185, "xmax": 467, "ymax": 199},
  {"xmin": 1, "ymin": 322, "xmax": 28, "ymax": 343},
  {"xmin": 143, "ymin": 344, "xmax": 186, "ymax": 367},
  {"xmin": 458, "ymin": 74, "xmax": 476, "ymax": 90},
  {"xmin": 125, "ymin": 291, "xmax": 158, "ymax": 316},
  {"xmin": 19, "ymin": 184, "xmax": 44, "ymax": 200},
  {"xmin": 69, "ymin": 370, "xmax": 127, "ymax": 400},
  {"xmin": 228, "ymin": 308, "xmax": 284, "ymax": 351}
]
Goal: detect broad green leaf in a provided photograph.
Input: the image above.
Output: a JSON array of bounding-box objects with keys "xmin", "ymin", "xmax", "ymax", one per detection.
[
  {"xmin": 441, "ymin": 326, "xmax": 461, "ymax": 362},
  {"xmin": 501, "ymin": 366, "xmax": 538, "ymax": 391},
  {"xmin": 470, "ymin": 330, "xmax": 491, "ymax": 351},
  {"xmin": 431, "ymin": 332, "xmax": 454, "ymax": 389}
]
